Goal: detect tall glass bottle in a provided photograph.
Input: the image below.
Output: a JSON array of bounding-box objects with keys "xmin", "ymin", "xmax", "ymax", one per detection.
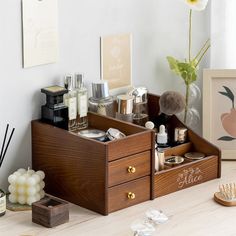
[
  {"xmin": 75, "ymin": 73, "xmax": 88, "ymax": 130},
  {"xmin": 63, "ymin": 75, "xmax": 77, "ymax": 131}
]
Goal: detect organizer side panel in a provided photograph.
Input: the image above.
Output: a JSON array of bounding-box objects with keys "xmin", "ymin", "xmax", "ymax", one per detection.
[
  {"xmin": 32, "ymin": 121, "xmax": 107, "ymax": 215},
  {"xmin": 154, "ymin": 156, "xmax": 219, "ymax": 198}
]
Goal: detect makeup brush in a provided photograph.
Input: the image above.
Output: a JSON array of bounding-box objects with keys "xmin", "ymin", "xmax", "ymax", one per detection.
[
  {"xmin": 153, "ymin": 91, "xmax": 185, "ymax": 128},
  {"xmin": 214, "ymin": 183, "xmax": 236, "ymax": 206}
]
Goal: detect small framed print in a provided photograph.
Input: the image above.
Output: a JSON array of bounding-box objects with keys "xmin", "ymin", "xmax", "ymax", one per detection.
[
  {"xmin": 203, "ymin": 69, "xmax": 236, "ymax": 160},
  {"xmin": 22, "ymin": 0, "xmax": 59, "ymax": 68},
  {"xmin": 101, "ymin": 33, "xmax": 132, "ymax": 91}
]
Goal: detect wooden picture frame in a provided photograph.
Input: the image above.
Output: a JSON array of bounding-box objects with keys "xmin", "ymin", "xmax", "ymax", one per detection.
[{"xmin": 203, "ymin": 69, "xmax": 236, "ymax": 160}]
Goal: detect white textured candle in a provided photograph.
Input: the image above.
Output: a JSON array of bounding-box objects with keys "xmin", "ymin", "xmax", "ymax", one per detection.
[{"xmin": 8, "ymin": 168, "xmax": 45, "ymax": 205}]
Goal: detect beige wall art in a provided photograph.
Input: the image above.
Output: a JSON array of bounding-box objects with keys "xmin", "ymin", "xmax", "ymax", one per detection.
[
  {"xmin": 203, "ymin": 69, "xmax": 236, "ymax": 160},
  {"xmin": 101, "ymin": 33, "xmax": 132, "ymax": 90},
  {"xmin": 22, "ymin": 0, "xmax": 59, "ymax": 68}
]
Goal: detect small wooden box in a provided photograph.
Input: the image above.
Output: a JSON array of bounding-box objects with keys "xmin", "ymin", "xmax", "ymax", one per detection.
[{"xmin": 32, "ymin": 196, "xmax": 69, "ymax": 228}]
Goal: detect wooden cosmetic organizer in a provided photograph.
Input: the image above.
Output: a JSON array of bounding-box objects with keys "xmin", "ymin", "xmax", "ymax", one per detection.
[
  {"xmin": 32, "ymin": 94, "xmax": 221, "ymax": 215},
  {"xmin": 148, "ymin": 94, "xmax": 221, "ymax": 198}
]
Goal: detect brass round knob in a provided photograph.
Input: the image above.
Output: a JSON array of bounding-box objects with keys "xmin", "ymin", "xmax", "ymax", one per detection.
[
  {"xmin": 127, "ymin": 192, "xmax": 136, "ymax": 200},
  {"xmin": 127, "ymin": 166, "xmax": 136, "ymax": 173}
]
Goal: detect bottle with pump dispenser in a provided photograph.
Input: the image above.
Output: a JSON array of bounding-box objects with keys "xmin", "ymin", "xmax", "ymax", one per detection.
[
  {"xmin": 156, "ymin": 125, "xmax": 170, "ymax": 151},
  {"xmin": 63, "ymin": 75, "xmax": 77, "ymax": 131},
  {"xmin": 75, "ymin": 73, "xmax": 88, "ymax": 130}
]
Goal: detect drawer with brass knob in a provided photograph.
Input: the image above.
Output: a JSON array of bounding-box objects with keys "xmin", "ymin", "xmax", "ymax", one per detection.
[
  {"xmin": 108, "ymin": 176, "xmax": 150, "ymax": 213},
  {"xmin": 108, "ymin": 151, "xmax": 151, "ymax": 187}
]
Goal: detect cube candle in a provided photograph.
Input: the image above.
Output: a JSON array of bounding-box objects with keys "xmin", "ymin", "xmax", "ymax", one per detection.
[{"xmin": 8, "ymin": 168, "xmax": 45, "ymax": 205}]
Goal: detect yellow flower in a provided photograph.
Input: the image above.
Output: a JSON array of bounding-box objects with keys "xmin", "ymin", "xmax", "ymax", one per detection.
[{"xmin": 182, "ymin": 0, "xmax": 209, "ymax": 11}]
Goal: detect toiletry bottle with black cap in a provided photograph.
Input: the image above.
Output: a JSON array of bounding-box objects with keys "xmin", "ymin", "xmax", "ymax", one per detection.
[
  {"xmin": 75, "ymin": 73, "xmax": 88, "ymax": 130},
  {"xmin": 64, "ymin": 75, "xmax": 77, "ymax": 131}
]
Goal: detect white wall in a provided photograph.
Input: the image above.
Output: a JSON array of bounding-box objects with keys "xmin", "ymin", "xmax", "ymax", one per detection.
[
  {"xmin": 0, "ymin": 0, "xmax": 210, "ymax": 189},
  {"xmin": 210, "ymin": 0, "xmax": 236, "ymax": 68}
]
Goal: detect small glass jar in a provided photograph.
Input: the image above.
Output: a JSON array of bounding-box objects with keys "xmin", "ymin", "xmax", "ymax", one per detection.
[
  {"xmin": 88, "ymin": 81, "xmax": 115, "ymax": 117},
  {"xmin": 129, "ymin": 87, "xmax": 149, "ymax": 126},
  {"xmin": 0, "ymin": 189, "xmax": 6, "ymax": 217},
  {"xmin": 115, "ymin": 94, "xmax": 133, "ymax": 123}
]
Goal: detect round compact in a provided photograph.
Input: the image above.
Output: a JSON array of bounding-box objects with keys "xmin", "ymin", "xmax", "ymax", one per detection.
[
  {"xmin": 164, "ymin": 156, "xmax": 184, "ymax": 166},
  {"xmin": 184, "ymin": 152, "xmax": 205, "ymax": 160},
  {"xmin": 78, "ymin": 129, "xmax": 107, "ymax": 142}
]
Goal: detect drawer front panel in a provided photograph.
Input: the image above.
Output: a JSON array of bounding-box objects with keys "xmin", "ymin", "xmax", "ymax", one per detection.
[
  {"xmin": 108, "ymin": 151, "xmax": 151, "ymax": 187},
  {"xmin": 154, "ymin": 155, "xmax": 219, "ymax": 198},
  {"xmin": 108, "ymin": 176, "xmax": 150, "ymax": 213}
]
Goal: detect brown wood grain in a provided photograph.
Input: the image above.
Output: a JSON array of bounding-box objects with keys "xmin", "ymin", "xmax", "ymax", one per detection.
[
  {"xmin": 108, "ymin": 176, "xmax": 150, "ymax": 213},
  {"xmin": 164, "ymin": 142, "xmax": 192, "ymax": 157},
  {"xmin": 107, "ymin": 132, "xmax": 152, "ymax": 161},
  {"xmin": 108, "ymin": 151, "xmax": 151, "ymax": 187},
  {"xmin": 32, "ymin": 120, "xmax": 107, "ymax": 215},
  {"xmin": 32, "ymin": 196, "xmax": 69, "ymax": 228},
  {"xmin": 154, "ymin": 156, "xmax": 219, "ymax": 197}
]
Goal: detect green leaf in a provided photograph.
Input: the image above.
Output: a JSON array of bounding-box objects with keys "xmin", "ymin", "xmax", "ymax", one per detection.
[
  {"xmin": 166, "ymin": 56, "xmax": 181, "ymax": 75},
  {"xmin": 177, "ymin": 62, "xmax": 197, "ymax": 84},
  {"xmin": 218, "ymin": 136, "xmax": 236, "ymax": 141}
]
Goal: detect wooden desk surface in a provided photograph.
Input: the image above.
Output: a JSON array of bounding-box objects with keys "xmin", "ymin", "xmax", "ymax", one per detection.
[{"xmin": 1, "ymin": 161, "xmax": 236, "ymax": 236}]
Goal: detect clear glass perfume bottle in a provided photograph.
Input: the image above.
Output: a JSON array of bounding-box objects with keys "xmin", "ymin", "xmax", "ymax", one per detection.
[
  {"xmin": 129, "ymin": 87, "xmax": 149, "ymax": 126},
  {"xmin": 63, "ymin": 75, "xmax": 77, "ymax": 131},
  {"xmin": 75, "ymin": 73, "xmax": 88, "ymax": 130},
  {"xmin": 88, "ymin": 81, "xmax": 115, "ymax": 117}
]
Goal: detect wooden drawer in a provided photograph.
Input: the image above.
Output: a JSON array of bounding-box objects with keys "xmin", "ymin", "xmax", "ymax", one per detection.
[
  {"xmin": 108, "ymin": 176, "xmax": 150, "ymax": 213},
  {"xmin": 108, "ymin": 151, "xmax": 151, "ymax": 187}
]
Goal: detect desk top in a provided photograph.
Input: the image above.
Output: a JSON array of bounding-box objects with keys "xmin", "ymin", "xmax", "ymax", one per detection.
[{"xmin": 1, "ymin": 161, "xmax": 236, "ymax": 236}]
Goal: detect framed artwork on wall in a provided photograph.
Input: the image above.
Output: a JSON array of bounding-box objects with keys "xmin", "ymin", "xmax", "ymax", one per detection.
[
  {"xmin": 22, "ymin": 0, "xmax": 59, "ymax": 68},
  {"xmin": 100, "ymin": 33, "xmax": 132, "ymax": 93},
  {"xmin": 203, "ymin": 69, "xmax": 236, "ymax": 160}
]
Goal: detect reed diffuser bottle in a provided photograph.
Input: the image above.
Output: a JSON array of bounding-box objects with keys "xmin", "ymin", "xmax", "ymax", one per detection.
[
  {"xmin": 75, "ymin": 73, "xmax": 88, "ymax": 130},
  {"xmin": 0, "ymin": 189, "xmax": 6, "ymax": 217},
  {"xmin": 64, "ymin": 75, "xmax": 77, "ymax": 131}
]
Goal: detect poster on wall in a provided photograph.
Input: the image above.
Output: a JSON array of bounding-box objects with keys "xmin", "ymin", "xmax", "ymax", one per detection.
[
  {"xmin": 22, "ymin": 0, "xmax": 59, "ymax": 68},
  {"xmin": 101, "ymin": 33, "xmax": 132, "ymax": 91},
  {"xmin": 203, "ymin": 69, "xmax": 236, "ymax": 160}
]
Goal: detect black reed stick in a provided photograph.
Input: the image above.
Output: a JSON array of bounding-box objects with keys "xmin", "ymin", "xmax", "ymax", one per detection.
[
  {"xmin": 0, "ymin": 127, "xmax": 15, "ymax": 168},
  {"xmin": 0, "ymin": 124, "xmax": 9, "ymax": 161}
]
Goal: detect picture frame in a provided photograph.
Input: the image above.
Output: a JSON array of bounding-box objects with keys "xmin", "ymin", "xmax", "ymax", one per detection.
[
  {"xmin": 100, "ymin": 33, "xmax": 132, "ymax": 94},
  {"xmin": 203, "ymin": 69, "xmax": 236, "ymax": 160}
]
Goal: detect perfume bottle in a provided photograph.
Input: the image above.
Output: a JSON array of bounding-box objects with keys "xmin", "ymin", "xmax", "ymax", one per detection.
[
  {"xmin": 116, "ymin": 94, "xmax": 134, "ymax": 123},
  {"xmin": 41, "ymin": 85, "xmax": 68, "ymax": 130},
  {"xmin": 88, "ymin": 81, "xmax": 115, "ymax": 117},
  {"xmin": 64, "ymin": 75, "xmax": 77, "ymax": 131},
  {"xmin": 129, "ymin": 87, "xmax": 149, "ymax": 126},
  {"xmin": 75, "ymin": 73, "xmax": 88, "ymax": 130}
]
